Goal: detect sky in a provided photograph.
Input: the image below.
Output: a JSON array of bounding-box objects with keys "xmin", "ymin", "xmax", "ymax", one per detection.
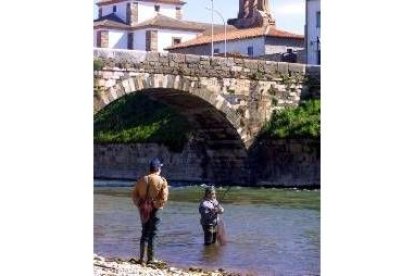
[{"xmin": 93, "ymin": 0, "xmax": 305, "ymax": 34}]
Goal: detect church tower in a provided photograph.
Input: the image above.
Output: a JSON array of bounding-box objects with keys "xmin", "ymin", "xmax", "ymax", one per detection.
[{"xmin": 228, "ymin": 0, "xmax": 275, "ymax": 29}]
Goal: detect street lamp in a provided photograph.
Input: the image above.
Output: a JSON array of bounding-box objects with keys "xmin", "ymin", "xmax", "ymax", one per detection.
[
  {"xmin": 210, "ymin": 0, "xmax": 214, "ymax": 57},
  {"xmin": 205, "ymin": 6, "xmax": 227, "ymax": 57}
]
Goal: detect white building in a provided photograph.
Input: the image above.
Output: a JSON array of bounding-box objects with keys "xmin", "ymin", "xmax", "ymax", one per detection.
[
  {"xmin": 166, "ymin": 25, "xmax": 304, "ymax": 59},
  {"xmin": 94, "ymin": 0, "xmax": 206, "ymax": 52},
  {"xmin": 94, "ymin": 0, "xmax": 304, "ymax": 61},
  {"xmin": 305, "ymin": 0, "xmax": 321, "ymax": 65}
]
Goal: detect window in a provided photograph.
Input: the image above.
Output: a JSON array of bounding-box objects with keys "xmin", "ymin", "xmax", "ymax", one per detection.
[
  {"xmin": 97, "ymin": 31, "xmax": 102, "ymax": 47},
  {"xmin": 316, "ymin": 11, "xmax": 321, "ymax": 28},
  {"xmin": 127, "ymin": 33, "xmax": 134, "ymax": 49},
  {"xmin": 172, "ymin": 37, "xmax": 182, "ymax": 46},
  {"xmin": 98, "ymin": 8, "xmax": 102, "ymax": 18},
  {"xmin": 113, "ymin": 5, "xmax": 117, "ymax": 13},
  {"xmin": 154, "ymin": 5, "xmax": 160, "ymax": 12},
  {"xmin": 175, "ymin": 6, "xmax": 182, "ymax": 19},
  {"xmin": 247, "ymin": 46, "xmax": 254, "ymax": 57},
  {"xmin": 214, "ymin": 48, "xmax": 220, "ymax": 55}
]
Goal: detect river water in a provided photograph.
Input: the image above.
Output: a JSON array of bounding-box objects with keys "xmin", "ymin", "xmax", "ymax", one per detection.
[{"xmin": 94, "ymin": 180, "xmax": 320, "ymax": 276}]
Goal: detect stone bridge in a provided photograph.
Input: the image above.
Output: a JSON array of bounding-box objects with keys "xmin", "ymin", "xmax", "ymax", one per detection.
[{"xmin": 94, "ymin": 48, "xmax": 320, "ymax": 185}]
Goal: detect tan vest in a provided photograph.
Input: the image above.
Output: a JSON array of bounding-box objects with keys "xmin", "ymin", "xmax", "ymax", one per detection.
[{"xmin": 132, "ymin": 173, "xmax": 169, "ymax": 209}]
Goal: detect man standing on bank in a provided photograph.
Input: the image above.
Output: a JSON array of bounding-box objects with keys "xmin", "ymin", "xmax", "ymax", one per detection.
[
  {"xmin": 132, "ymin": 158, "xmax": 169, "ymax": 265},
  {"xmin": 199, "ymin": 186, "xmax": 224, "ymax": 245}
]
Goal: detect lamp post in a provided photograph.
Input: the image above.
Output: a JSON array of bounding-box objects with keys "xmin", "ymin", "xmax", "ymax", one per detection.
[
  {"xmin": 211, "ymin": 0, "xmax": 214, "ymax": 57},
  {"xmin": 205, "ymin": 6, "xmax": 227, "ymax": 57}
]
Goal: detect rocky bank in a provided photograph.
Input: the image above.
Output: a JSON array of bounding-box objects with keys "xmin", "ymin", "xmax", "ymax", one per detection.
[{"xmin": 94, "ymin": 254, "xmax": 243, "ymax": 276}]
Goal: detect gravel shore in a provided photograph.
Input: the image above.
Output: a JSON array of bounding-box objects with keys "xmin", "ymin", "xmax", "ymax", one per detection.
[{"xmin": 93, "ymin": 254, "xmax": 243, "ymax": 276}]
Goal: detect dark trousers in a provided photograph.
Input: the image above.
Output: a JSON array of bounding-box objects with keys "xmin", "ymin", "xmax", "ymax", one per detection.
[
  {"xmin": 202, "ymin": 225, "xmax": 217, "ymax": 245},
  {"xmin": 140, "ymin": 209, "xmax": 159, "ymax": 260}
]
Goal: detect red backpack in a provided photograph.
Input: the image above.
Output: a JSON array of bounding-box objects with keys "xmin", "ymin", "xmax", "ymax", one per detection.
[{"xmin": 138, "ymin": 176, "xmax": 154, "ymax": 223}]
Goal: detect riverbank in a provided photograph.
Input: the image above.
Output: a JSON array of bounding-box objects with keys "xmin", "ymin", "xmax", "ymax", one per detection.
[{"xmin": 94, "ymin": 254, "xmax": 241, "ymax": 276}]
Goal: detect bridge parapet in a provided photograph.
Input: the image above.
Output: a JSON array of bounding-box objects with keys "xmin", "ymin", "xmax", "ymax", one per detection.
[{"xmin": 94, "ymin": 48, "xmax": 320, "ymax": 80}]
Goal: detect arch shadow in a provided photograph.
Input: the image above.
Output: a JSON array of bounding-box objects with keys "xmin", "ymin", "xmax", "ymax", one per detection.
[{"xmin": 94, "ymin": 88, "xmax": 253, "ymax": 186}]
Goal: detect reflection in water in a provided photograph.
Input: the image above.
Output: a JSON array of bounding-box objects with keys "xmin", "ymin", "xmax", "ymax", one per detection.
[
  {"xmin": 201, "ymin": 244, "xmax": 223, "ymax": 263},
  {"xmin": 94, "ymin": 186, "xmax": 320, "ymax": 275}
]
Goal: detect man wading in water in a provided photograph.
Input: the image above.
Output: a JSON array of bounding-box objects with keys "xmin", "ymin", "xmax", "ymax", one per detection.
[
  {"xmin": 199, "ymin": 186, "xmax": 225, "ymax": 245},
  {"xmin": 132, "ymin": 158, "xmax": 169, "ymax": 265}
]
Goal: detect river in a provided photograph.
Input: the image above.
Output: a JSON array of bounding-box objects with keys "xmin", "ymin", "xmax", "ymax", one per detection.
[{"xmin": 94, "ymin": 180, "xmax": 320, "ymax": 276}]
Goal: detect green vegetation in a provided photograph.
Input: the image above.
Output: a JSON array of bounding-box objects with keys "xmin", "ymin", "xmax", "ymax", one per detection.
[
  {"xmin": 94, "ymin": 58, "xmax": 104, "ymax": 71},
  {"xmin": 263, "ymin": 99, "xmax": 320, "ymax": 138},
  {"xmin": 94, "ymin": 93, "xmax": 193, "ymax": 152},
  {"xmin": 250, "ymin": 71, "xmax": 264, "ymax": 80},
  {"xmin": 168, "ymin": 186, "xmax": 319, "ymax": 210},
  {"xmin": 94, "ymin": 186, "xmax": 320, "ymax": 210}
]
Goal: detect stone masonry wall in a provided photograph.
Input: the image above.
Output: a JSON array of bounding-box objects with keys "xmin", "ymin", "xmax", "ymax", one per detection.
[
  {"xmin": 249, "ymin": 138, "xmax": 320, "ymax": 187},
  {"xmin": 94, "ymin": 49, "xmax": 320, "ymax": 81},
  {"xmin": 95, "ymin": 139, "xmax": 320, "ymax": 187},
  {"xmin": 93, "ymin": 49, "xmax": 320, "ymax": 148},
  {"xmin": 94, "ymin": 143, "xmax": 206, "ymax": 182}
]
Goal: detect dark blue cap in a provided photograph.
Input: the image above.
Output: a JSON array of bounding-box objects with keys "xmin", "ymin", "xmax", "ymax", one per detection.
[{"xmin": 149, "ymin": 158, "xmax": 163, "ymax": 170}]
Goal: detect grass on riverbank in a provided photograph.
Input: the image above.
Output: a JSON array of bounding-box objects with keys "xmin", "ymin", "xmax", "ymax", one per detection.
[
  {"xmin": 262, "ymin": 99, "xmax": 320, "ymax": 139},
  {"xmin": 94, "ymin": 186, "xmax": 320, "ymax": 210},
  {"xmin": 94, "ymin": 93, "xmax": 193, "ymax": 152}
]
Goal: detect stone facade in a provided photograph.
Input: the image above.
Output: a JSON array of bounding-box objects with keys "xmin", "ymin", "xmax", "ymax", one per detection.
[
  {"xmin": 146, "ymin": 30, "xmax": 158, "ymax": 51},
  {"xmin": 94, "ymin": 138, "xmax": 320, "ymax": 187},
  {"xmin": 130, "ymin": 2, "xmax": 139, "ymax": 25},
  {"xmin": 94, "ymin": 49, "xmax": 320, "ymax": 148},
  {"xmin": 249, "ymin": 138, "xmax": 320, "ymax": 187},
  {"xmin": 94, "ymin": 143, "xmax": 203, "ymax": 181},
  {"xmin": 94, "ymin": 142, "xmax": 250, "ymax": 185},
  {"xmin": 228, "ymin": 0, "xmax": 275, "ymax": 28},
  {"xmin": 97, "ymin": 31, "xmax": 109, "ymax": 48}
]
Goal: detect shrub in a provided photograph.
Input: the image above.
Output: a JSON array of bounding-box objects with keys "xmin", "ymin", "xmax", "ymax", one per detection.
[
  {"xmin": 94, "ymin": 93, "xmax": 193, "ymax": 152},
  {"xmin": 94, "ymin": 58, "xmax": 104, "ymax": 71},
  {"xmin": 263, "ymin": 99, "xmax": 320, "ymax": 138}
]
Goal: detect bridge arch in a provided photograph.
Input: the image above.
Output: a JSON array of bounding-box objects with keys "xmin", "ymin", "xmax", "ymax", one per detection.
[
  {"xmin": 94, "ymin": 72, "xmax": 251, "ymax": 145},
  {"xmin": 95, "ymin": 85, "xmax": 251, "ymax": 185}
]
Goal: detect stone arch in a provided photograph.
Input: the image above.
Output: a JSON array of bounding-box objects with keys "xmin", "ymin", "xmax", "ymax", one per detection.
[
  {"xmin": 94, "ymin": 77, "xmax": 253, "ymax": 185},
  {"xmin": 94, "ymin": 72, "xmax": 250, "ymax": 146}
]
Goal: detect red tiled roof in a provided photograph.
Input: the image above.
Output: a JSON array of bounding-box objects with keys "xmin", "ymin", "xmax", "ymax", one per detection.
[
  {"xmin": 97, "ymin": 0, "xmax": 185, "ymax": 6},
  {"xmin": 166, "ymin": 26, "xmax": 304, "ymax": 50}
]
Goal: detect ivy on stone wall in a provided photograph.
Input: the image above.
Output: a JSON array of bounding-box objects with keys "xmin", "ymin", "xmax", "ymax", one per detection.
[
  {"xmin": 262, "ymin": 99, "xmax": 320, "ymax": 138},
  {"xmin": 94, "ymin": 93, "xmax": 194, "ymax": 152},
  {"xmin": 94, "ymin": 58, "xmax": 104, "ymax": 71}
]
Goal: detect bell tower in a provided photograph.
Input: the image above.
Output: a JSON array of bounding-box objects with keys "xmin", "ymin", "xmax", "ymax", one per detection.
[{"xmin": 228, "ymin": 0, "xmax": 275, "ymax": 29}]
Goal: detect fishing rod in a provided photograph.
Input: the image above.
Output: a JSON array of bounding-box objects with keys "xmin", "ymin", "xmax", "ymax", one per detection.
[{"xmin": 219, "ymin": 185, "xmax": 232, "ymax": 202}]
